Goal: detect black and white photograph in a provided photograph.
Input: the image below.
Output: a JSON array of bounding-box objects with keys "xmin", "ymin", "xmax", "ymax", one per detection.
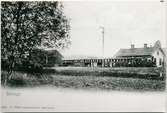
[{"xmin": 1, "ymin": 0, "xmax": 167, "ymax": 112}]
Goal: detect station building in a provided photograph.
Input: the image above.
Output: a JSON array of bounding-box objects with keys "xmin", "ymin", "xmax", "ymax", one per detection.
[
  {"xmin": 62, "ymin": 40, "xmax": 166, "ymax": 67},
  {"xmin": 114, "ymin": 40, "xmax": 166, "ymax": 67}
]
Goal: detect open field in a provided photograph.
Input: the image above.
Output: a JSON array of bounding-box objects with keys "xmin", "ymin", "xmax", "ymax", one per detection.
[
  {"xmin": 52, "ymin": 66, "xmax": 161, "ymax": 73},
  {"xmin": 1, "ymin": 66, "xmax": 166, "ymax": 91},
  {"xmin": 50, "ymin": 67, "xmax": 166, "ymax": 91},
  {"xmin": 51, "ymin": 74, "xmax": 165, "ymax": 91},
  {"xmin": 51, "ymin": 67, "xmax": 165, "ymax": 79}
]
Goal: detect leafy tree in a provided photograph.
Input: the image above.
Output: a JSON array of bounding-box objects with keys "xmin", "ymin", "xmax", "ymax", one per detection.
[{"xmin": 1, "ymin": 1, "xmax": 70, "ymax": 85}]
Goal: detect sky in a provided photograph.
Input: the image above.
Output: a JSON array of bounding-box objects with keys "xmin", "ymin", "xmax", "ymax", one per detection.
[{"xmin": 60, "ymin": 0, "xmax": 166, "ymax": 58}]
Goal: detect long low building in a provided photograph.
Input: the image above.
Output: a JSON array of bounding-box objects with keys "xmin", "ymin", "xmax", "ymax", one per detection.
[
  {"xmin": 62, "ymin": 57, "xmax": 157, "ymax": 67},
  {"xmin": 62, "ymin": 40, "xmax": 166, "ymax": 67}
]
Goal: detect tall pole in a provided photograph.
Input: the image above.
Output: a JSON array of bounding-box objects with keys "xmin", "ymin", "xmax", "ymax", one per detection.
[{"xmin": 100, "ymin": 26, "xmax": 104, "ymax": 58}]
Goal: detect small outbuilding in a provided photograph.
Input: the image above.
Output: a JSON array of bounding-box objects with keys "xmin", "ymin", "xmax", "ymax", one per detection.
[{"xmin": 29, "ymin": 49, "xmax": 63, "ymax": 67}]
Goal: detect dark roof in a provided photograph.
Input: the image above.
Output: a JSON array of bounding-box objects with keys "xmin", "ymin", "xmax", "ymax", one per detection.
[
  {"xmin": 46, "ymin": 49, "xmax": 63, "ymax": 58},
  {"xmin": 115, "ymin": 47, "xmax": 155, "ymax": 57},
  {"xmin": 32, "ymin": 48, "xmax": 63, "ymax": 58}
]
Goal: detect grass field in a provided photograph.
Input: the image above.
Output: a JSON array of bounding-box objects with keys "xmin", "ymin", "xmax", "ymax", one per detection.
[
  {"xmin": 1, "ymin": 67, "xmax": 166, "ymax": 91},
  {"xmin": 51, "ymin": 75, "xmax": 165, "ymax": 91},
  {"xmin": 52, "ymin": 67, "xmax": 165, "ymax": 79}
]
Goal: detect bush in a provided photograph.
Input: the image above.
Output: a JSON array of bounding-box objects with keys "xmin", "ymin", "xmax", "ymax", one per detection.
[
  {"xmin": 1, "ymin": 70, "xmax": 53, "ymax": 87},
  {"xmin": 8, "ymin": 77, "xmax": 26, "ymax": 86},
  {"xmin": 1, "ymin": 71, "xmax": 26, "ymax": 86}
]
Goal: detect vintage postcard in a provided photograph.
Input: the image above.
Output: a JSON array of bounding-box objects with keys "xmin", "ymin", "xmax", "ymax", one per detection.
[{"xmin": 1, "ymin": 0, "xmax": 167, "ymax": 112}]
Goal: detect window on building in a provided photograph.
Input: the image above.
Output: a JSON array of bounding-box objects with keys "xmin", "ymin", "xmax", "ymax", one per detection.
[
  {"xmin": 157, "ymin": 51, "xmax": 159, "ymax": 56},
  {"xmin": 159, "ymin": 58, "xmax": 162, "ymax": 65},
  {"xmin": 154, "ymin": 58, "xmax": 156, "ymax": 62}
]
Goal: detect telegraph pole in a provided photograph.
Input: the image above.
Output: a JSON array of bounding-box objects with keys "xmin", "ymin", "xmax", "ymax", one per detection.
[
  {"xmin": 100, "ymin": 26, "xmax": 105, "ymax": 67},
  {"xmin": 100, "ymin": 26, "xmax": 104, "ymax": 57}
]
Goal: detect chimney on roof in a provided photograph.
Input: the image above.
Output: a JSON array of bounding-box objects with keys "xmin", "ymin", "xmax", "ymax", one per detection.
[
  {"xmin": 131, "ymin": 44, "xmax": 135, "ymax": 49},
  {"xmin": 144, "ymin": 43, "xmax": 148, "ymax": 48}
]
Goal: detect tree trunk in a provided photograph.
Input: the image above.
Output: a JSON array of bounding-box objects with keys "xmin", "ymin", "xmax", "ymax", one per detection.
[
  {"xmin": 4, "ymin": 57, "xmax": 15, "ymax": 86},
  {"xmin": 8, "ymin": 60, "xmax": 15, "ymax": 80}
]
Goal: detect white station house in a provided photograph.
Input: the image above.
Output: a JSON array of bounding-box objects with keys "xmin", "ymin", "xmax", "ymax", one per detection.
[{"xmin": 114, "ymin": 40, "xmax": 166, "ymax": 67}]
